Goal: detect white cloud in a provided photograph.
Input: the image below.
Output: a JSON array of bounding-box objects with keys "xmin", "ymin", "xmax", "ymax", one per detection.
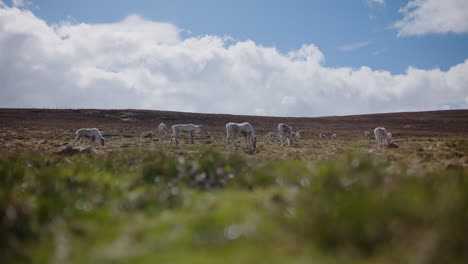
[
  {"xmin": 12, "ymin": 0, "xmax": 23, "ymax": 7},
  {"xmin": 10, "ymin": 0, "xmax": 31, "ymax": 8},
  {"xmin": 281, "ymin": 96, "xmax": 297, "ymax": 105},
  {"xmin": 337, "ymin": 40, "xmax": 373, "ymax": 52},
  {"xmin": 394, "ymin": 0, "xmax": 468, "ymax": 36},
  {"xmin": 0, "ymin": 5, "xmax": 467, "ymax": 117}
]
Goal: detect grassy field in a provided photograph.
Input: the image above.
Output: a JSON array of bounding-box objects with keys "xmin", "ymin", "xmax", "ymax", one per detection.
[{"xmin": 1, "ymin": 130, "xmax": 467, "ymax": 263}]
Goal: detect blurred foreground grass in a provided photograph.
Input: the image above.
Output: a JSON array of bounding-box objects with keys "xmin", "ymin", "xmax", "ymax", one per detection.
[{"xmin": 1, "ymin": 139, "xmax": 467, "ymax": 264}]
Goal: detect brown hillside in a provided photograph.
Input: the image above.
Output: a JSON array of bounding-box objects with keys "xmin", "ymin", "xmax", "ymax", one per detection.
[{"xmin": 0, "ymin": 109, "xmax": 467, "ymax": 141}]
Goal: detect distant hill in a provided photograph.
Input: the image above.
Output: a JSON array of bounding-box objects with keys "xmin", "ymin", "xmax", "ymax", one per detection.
[{"xmin": 0, "ymin": 108, "xmax": 467, "ymax": 138}]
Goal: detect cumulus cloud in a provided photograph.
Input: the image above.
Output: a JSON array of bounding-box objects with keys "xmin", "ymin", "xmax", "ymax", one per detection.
[
  {"xmin": 0, "ymin": 5, "xmax": 467, "ymax": 117},
  {"xmin": 394, "ymin": 0, "xmax": 468, "ymax": 36}
]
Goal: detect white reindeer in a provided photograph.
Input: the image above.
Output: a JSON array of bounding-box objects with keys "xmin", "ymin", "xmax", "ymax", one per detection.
[
  {"xmin": 331, "ymin": 134, "xmax": 337, "ymax": 141},
  {"xmin": 386, "ymin": 132, "xmax": 393, "ymax": 144},
  {"xmin": 364, "ymin": 131, "xmax": 372, "ymax": 140},
  {"xmin": 278, "ymin": 123, "xmax": 294, "ymax": 147},
  {"xmin": 169, "ymin": 124, "xmax": 203, "ymax": 144},
  {"xmin": 140, "ymin": 131, "xmax": 153, "ymax": 141},
  {"xmin": 319, "ymin": 133, "xmax": 327, "ymax": 140},
  {"xmin": 264, "ymin": 132, "xmax": 279, "ymax": 144},
  {"xmin": 292, "ymin": 130, "xmax": 303, "ymax": 141},
  {"xmin": 225, "ymin": 122, "xmax": 257, "ymax": 150},
  {"xmin": 158, "ymin": 123, "xmax": 168, "ymax": 140},
  {"xmin": 374, "ymin": 127, "xmax": 389, "ymax": 148},
  {"xmin": 73, "ymin": 128, "xmax": 105, "ymax": 146}
]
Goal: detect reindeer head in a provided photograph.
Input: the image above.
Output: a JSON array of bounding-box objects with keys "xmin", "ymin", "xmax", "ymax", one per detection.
[{"xmin": 98, "ymin": 137, "xmax": 105, "ymax": 146}]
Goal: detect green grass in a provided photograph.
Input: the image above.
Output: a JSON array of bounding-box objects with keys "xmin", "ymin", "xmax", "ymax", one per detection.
[{"xmin": 1, "ymin": 138, "xmax": 467, "ymax": 264}]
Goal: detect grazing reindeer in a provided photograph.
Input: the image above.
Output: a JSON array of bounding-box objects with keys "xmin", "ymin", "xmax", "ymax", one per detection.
[
  {"xmin": 73, "ymin": 128, "xmax": 105, "ymax": 146},
  {"xmin": 225, "ymin": 122, "xmax": 257, "ymax": 150},
  {"xmin": 169, "ymin": 124, "xmax": 203, "ymax": 144},
  {"xmin": 158, "ymin": 123, "xmax": 168, "ymax": 140},
  {"xmin": 278, "ymin": 123, "xmax": 294, "ymax": 147}
]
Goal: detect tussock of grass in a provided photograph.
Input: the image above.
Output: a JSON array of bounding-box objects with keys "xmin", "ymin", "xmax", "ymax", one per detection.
[{"xmin": 1, "ymin": 140, "xmax": 467, "ymax": 264}]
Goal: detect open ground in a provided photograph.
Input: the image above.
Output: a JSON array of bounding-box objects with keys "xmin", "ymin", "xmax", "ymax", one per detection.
[
  {"xmin": 1, "ymin": 108, "xmax": 467, "ymax": 264},
  {"xmin": 1, "ymin": 108, "xmax": 467, "ymax": 153}
]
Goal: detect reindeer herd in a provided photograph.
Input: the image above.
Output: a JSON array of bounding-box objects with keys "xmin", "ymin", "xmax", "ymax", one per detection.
[{"xmin": 73, "ymin": 120, "xmax": 395, "ymax": 150}]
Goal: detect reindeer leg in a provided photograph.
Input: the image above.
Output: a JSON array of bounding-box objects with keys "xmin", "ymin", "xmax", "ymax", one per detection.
[{"xmin": 233, "ymin": 138, "xmax": 238, "ymax": 150}]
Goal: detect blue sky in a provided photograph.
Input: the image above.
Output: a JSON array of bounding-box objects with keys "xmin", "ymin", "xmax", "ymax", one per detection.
[
  {"xmin": 1, "ymin": 0, "xmax": 467, "ymax": 116},
  {"xmin": 26, "ymin": 0, "xmax": 468, "ymax": 74}
]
